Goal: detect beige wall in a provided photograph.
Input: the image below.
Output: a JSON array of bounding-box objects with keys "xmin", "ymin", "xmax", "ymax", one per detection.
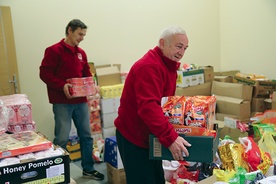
[
  {"xmin": 220, "ymin": 0, "xmax": 276, "ymax": 78},
  {"xmin": 0, "ymin": 0, "xmax": 275, "ymax": 141}
]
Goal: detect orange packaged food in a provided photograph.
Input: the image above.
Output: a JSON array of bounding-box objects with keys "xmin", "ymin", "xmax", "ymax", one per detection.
[
  {"xmin": 162, "ymin": 96, "xmax": 186, "ymax": 125},
  {"xmin": 172, "ymin": 124, "xmax": 209, "ymax": 136}
]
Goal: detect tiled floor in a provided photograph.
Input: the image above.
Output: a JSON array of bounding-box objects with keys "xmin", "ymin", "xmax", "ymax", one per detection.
[{"xmin": 70, "ymin": 160, "xmax": 108, "ymax": 184}]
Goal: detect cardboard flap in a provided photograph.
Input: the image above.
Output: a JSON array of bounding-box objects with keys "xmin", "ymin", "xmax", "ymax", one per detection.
[
  {"xmin": 214, "ymin": 70, "xmax": 240, "ymax": 76},
  {"xmin": 96, "ymin": 66, "xmax": 122, "ymax": 86},
  {"xmin": 215, "ymin": 95, "xmax": 244, "ymax": 104},
  {"xmin": 96, "ymin": 66, "xmax": 119, "ymax": 76},
  {"xmin": 211, "ymin": 81, "xmax": 252, "ymax": 101},
  {"xmin": 175, "ymin": 82, "xmax": 212, "ymax": 96}
]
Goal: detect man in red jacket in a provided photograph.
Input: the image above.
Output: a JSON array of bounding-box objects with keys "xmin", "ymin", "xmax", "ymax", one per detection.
[
  {"xmin": 39, "ymin": 19, "xmax": 104, "ymax": 181},
  {"xmin": 114, "ymin": 26, "xmax": 191, "ymax": 183}
]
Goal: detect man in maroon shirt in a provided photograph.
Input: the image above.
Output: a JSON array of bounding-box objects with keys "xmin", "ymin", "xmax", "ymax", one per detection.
[
  {"xmin": 40, "ymin": 19, "xmax": 104, "ymax": 181},
  {"xmin": 114, "ymin": 26, "xmax": 191, "ymax": 183}
]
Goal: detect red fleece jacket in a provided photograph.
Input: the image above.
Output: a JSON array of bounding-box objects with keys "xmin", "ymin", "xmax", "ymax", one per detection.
[
  {"xmin": 114, "ymin": 46, "xmax": 180, "ymax": 148},
  {"xmin": 40, "ymin": 39, "xmax": 91, "ymax": 104}
]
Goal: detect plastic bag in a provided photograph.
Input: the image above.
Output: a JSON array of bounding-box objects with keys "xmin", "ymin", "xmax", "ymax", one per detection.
[
  {"xmin": 258, "ymin": 132, "xmax": 276, "ymax": 163},
  {"xmin": 239, "ymin": 137, "xmax": 271, "ymax": 174}
]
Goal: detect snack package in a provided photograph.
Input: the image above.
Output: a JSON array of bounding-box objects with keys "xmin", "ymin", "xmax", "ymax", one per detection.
[
  {"xmin": 258, "ymin": 132, "xmax": 276, "ymax": 164},
  {"xmin": 170, "ymin": 161, "xmax": 199, "ymax": 184},
  {"xmin": 239, "ymin": 137, "xmax": 272, "ymax": 174},
  {"xmin": 162, "ymin": 96, "xmax": 186, "ymax": 125},
  {"xmin": 213, "ymin": 168, "xmax": 236, "ymax": 182},
  {"xmin": 218, "ymin": 138, "xmax": 249, "ymax": 172},
  {"xmin": 184, "ymin": 96, "xmax": 216, "ymax": 130}
]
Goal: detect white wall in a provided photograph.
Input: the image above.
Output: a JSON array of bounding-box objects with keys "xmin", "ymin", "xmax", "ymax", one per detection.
[
  {"xmin": 1, "ymin": 0, "xmax": 275, "ymax": 141},
  {"xmin": 0, "ymin": 0, "xmax": 220, "ymax": 141},
  {"xmin": 220, "ymin": 0, "xmax": 276, "ymax": 78}
]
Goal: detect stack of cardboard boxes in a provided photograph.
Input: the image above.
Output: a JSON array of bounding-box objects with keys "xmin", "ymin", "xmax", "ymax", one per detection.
[
  {"xmin": 89, "ymin": 63, "xmax": 125, "ymax": 184},
  {"xmin": 0, "ymin": 94, "xmax": 70, "ymax": 183},
  {"xmin": 233, "ymin": 73, "xmax": 276, "ymax": 113},
  {"xmin": 103, "ymin": 136, "xmax": 126, "ymax": 184},
  {"xmin": 91, "ymin": 63, "xmax": 123, "ymax": 139}
]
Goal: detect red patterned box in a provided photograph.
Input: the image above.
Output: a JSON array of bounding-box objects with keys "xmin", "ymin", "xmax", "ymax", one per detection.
[
  {"xmin": 67, "ymin": 77, "xmax": 96, "ymax": 97},
  {"xmin": 0, "ymin": 94, "xmax": 33, "ymax": 125}
]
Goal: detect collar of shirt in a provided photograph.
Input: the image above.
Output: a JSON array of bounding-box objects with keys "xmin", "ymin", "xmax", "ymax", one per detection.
[
  {"xmin": 60, "ymin": 38, "xmax": 78, "ymax": 53},
  {"xmin": 154, "ymin": 46, "xmax": 180, "ymax": 71}
]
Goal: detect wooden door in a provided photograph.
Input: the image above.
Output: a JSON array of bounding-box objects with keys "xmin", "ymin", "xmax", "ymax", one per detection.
[{"xmin": 0, "ymin": 6, "xmax": 20, "ymax": 96}]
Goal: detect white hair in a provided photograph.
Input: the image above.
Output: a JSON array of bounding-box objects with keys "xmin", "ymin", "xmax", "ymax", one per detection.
[{"xmin": 158, "ymin": 26, "xmax": 186, "ymax": 46}]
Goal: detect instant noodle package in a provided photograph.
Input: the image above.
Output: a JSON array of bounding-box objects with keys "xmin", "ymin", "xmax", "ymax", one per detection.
[{"xmin": 161, "ymin": 95, "xmax": 216, "ymax": 136}]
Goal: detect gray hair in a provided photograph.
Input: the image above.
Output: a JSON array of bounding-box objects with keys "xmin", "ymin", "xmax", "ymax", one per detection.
[{"xmin": 158, "ymin": 26, "xmax": 186, "ymax": 46}]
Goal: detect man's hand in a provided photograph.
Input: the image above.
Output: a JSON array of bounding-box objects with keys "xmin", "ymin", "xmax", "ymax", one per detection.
[
  {"xmin": 168, "ymin": 136, "xmax": 191, "ymax": 161},
  {"xmin": 63, "ymin": 83, "xmax": 73, "ymax": 99}
]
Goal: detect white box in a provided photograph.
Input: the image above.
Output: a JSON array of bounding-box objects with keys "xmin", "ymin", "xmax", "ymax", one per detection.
[
  {"xmin": 102, "ymin": 112, "xmax": 118, "ymax": 128},
  {"xmin": 176, "ymin": 69, "xmax": 204, "ymax": 87},
  {"xmin": 101, "ymin": 98, "xmax": 120, "ymax": 114}
]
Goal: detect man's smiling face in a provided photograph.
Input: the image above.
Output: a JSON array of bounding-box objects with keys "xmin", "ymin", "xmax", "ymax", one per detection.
[{"xmin": 160, "ymin": 33, "xmax": 189, "ymax": 62}]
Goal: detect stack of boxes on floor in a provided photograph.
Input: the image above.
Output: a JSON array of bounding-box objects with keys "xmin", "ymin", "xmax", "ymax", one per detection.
[
  {"xmin": 90, "ymin": 63, "xmax": 126, "ymax": 184},
  {"xmin": 104, "ymin": 136, "xmax": 126, "ymax": 184},
  {"xmin": 0, "ymin": 94, "xmax": 70, "ymax": 183},
  {"xmin": 94, "ymin": 64, "xmax": 123, "ymax": 139},
  {"xmin": 233, "ymin": 73, "xmax": 276, "ymax": 113},
  {"xmin": 170, "ymin": 66, "xmax": 276, "ymax": 182}
]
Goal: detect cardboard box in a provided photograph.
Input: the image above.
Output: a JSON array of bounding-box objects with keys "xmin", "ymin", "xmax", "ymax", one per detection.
[
  {"xmin": 102, "ymin": 112, "xmax": 118, "ymax": 128},
  {"xmin": 215, "ymin": 95, "xmax": 251, "ymax": 120},
  {"xmin": 68, "ymin": 150, "xmax": 81, "ymax": 161},
  {"xmin": 216, "ymin": 113, "xmax": 244, "ymax": 121},
  {"xmin": 0, "ymin": 131, "xmax": 53, "ymax": 159},
  {"xmin": 96, "ymin": 64, "xmax": 121, "ymax": 71},
  {"xmin": 96, "ymin": 66, "xmax": 122, "ymax": 87},
  {"xmin": 0, "ymin": 94, "xmax": 33, "ymax": 126},
  {"xmin": 219, "ymin": 125, "xmax": 248, "ymax": 143},
  {"xmin": 211, "ymin": 81, "xmax": 253, "ymax": 101},
  {"xmin": 104, "ymin": 136, "xmax": 124, "ymax": 169},
  {"xmin": 100, "ymin": 84, "xmax": 124, "ymax": 99},
  {"xmin": 106, "ymin": 162, "xmax": 126, "ymax": 184},
  {"xmin": 251, "ymin": 97, "xmax": 266, "ymax": 112},
  {"xmin": 88, "ymin": 62, "xmax": 96, "ymax": 74},
  {"xmin": 0, "ymin": 148, "xmax": 70, "ymax": 184},
  {"xmin": 214, "ymin": 76, "xmax": 233, "ymax": 83},
  {"xmin": 214, "ymin": 70, "xmax": 240, "ymax": 76},
  {"xmin": 176, "ymin": 69, "xmax": 204, "ymax": 87},
  {"xmin": 270, "ymin": 91, "xmax": 276, "ymax": 110},
  {"xmin": 199, "ymin": 66, "xmax": 214, "ymax": 83},
  {"xmin": 234, "ymin": 75, "xmax": 276, "ymax": 97},
  {"xmin": 66, "ymin": 143, "xmax": 80, "ymax": 152},
  {"xmin": 197, "ymin": 175, "xmax": 217, "ymax": 184},
  {"xmin": 101, "ymin": 97, "xmax": 120, "ymax": 114},
  {"xmin": 67, "ymin": 77, "xmax": 96, "ymax": 97},
  {"xmin": 66, "ymin": 143, "xmax": 81, "ymax": 161},
  {"xmin": 175, "ymin": 82, "xmax": 211, "ymax": 96},
  {"xmin": 149, "ymin": 134, "xmax": 219, "ymax": 163}
]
